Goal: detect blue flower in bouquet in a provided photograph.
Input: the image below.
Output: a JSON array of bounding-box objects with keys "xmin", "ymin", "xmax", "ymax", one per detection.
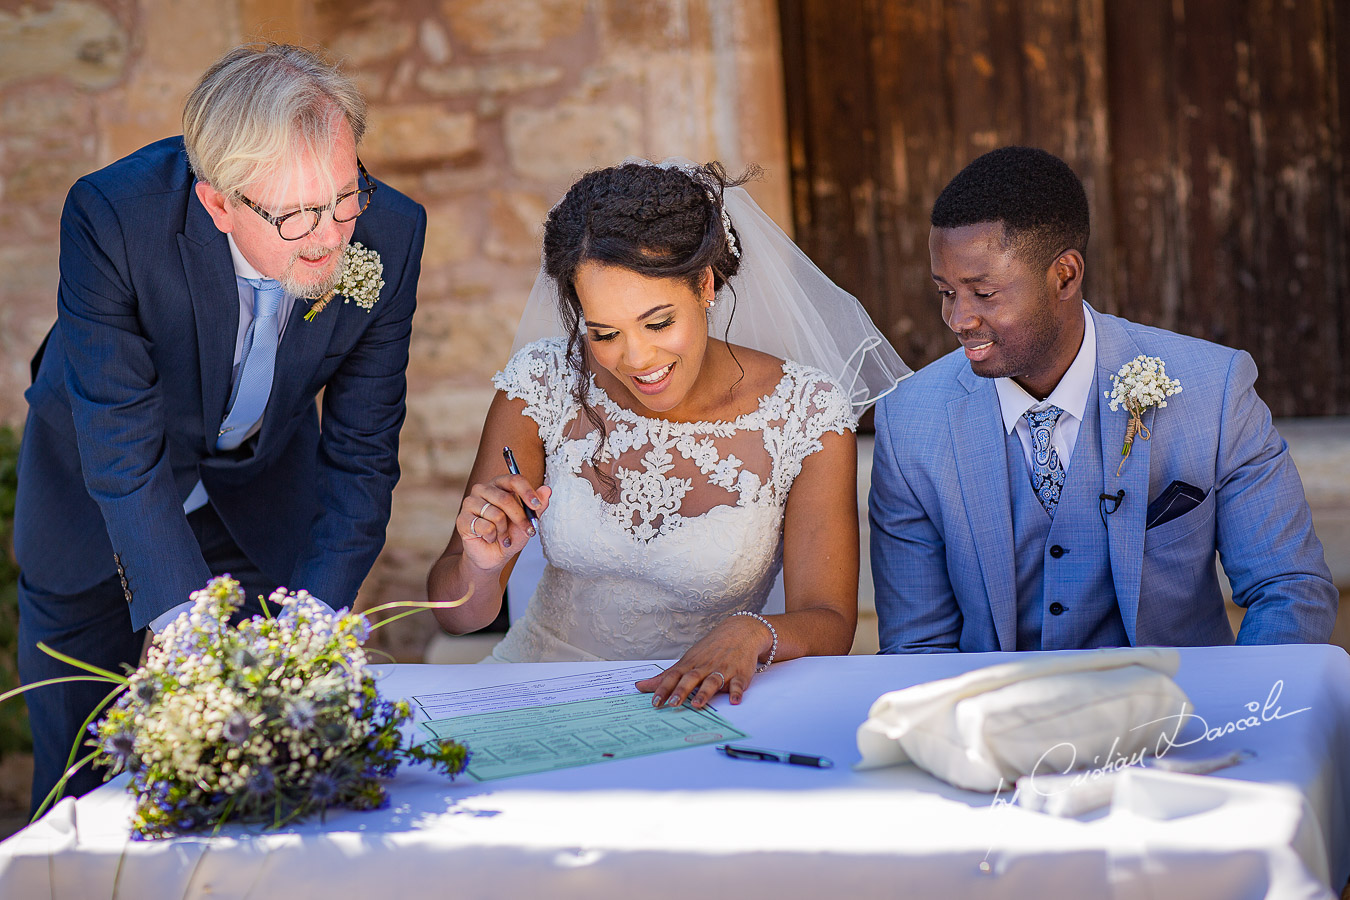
[
  {"xmin": 245, "ymin": 766, "xmax": 275, "ymax": 798},
  {"xmin": 97, "ymin": 726, "xmax": 136, "ymax": 765},
  {"xmin": 223, "ymin": 711, "xmax": 252, "ymax": 744},
  {"xmin": 285, "ymin": 698, "xmax": 317, "ymax": 732},
  {"xmin": 320, "ymin": 718, "xmax": 349, "ymax": 744},
  {"xmin": 309, "ymin": 772, "xmax": 340, "ymax": 806}
]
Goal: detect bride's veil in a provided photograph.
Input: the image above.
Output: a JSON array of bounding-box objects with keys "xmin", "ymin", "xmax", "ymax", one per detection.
[{"xmin": 509, "ymin": 157, "xmax": 912, "ymax": 416}]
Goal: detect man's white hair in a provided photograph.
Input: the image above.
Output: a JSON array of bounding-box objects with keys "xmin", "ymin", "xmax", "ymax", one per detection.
[{"xmin": 183, "ymin": 43, "xmax": 366, "ymax": 202}]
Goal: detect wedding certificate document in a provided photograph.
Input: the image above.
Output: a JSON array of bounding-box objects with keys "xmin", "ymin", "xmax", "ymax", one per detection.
[{"xmin": 413, "ymin": 666, "xmax": 748, "ymax": 781}]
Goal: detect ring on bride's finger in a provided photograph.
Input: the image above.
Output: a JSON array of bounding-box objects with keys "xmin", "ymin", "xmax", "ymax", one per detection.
[
  {"xmin": 479, "ymin": 501, "xmax": 492, "ymax": 519},
  {"xmin": 469, "ymin": 515, "xmax": 484, "ymax": 538},
  {"xmin": 707, "ymin": 671, "xmax": 726, "ymax": 688}
]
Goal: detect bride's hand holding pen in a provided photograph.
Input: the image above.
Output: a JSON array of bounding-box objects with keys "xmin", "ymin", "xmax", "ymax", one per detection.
[
  {"xmin": 457, "ymin": 462, "xmax": 551, "ymax": 572},
  {"xmin": 430, "ymin": 392, "xmax": 550, "ymax": 634}
]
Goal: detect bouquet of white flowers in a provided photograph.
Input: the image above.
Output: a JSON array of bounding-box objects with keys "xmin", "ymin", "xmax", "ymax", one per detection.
[{"xmin": 74, "ymin": 576, "xmax": 468, "ymax": 840}]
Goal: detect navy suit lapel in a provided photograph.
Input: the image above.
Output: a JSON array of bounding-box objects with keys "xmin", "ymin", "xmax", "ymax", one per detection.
[
  {"xmin": 951, "ymin": 367, "xmax": 1018, "ymax": 651},
  {"xmin": 180, "ymin": 193, "xmax": 238, "ymax": 453},
  {"xmin": 1094, "ymin": 307, "xmax": 1153, "ymax": 644}
]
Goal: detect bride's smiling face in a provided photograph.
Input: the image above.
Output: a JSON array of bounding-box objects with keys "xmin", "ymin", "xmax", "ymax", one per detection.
[{"xmin": 575, "ymin": 261, "xmax": 715, "ymax": 417}]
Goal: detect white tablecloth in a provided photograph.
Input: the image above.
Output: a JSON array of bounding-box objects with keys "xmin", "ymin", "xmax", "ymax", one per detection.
[{"xmin": 1, "ymin": 645, "xmax": 1347, "ymax": 899}]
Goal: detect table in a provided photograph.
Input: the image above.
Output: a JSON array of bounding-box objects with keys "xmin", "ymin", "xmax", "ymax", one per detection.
[{"xmin": 1, "ymin": 645, "xmax": 1347, "ymax": 899}]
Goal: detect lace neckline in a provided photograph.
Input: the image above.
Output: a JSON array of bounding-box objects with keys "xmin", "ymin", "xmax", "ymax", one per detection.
[{"xmin": 584, "ymin": 361, "xmax": 798, "ymax": 434}]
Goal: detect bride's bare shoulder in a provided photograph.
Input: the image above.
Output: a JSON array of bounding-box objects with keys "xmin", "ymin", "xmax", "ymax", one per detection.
[{"xmin": 721, "ymin": 343, "xmax": 787, "ymax": 384}]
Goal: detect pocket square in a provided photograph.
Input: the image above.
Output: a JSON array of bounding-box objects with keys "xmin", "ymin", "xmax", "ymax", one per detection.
[{"xmin": 1146, "ymin": 480, "xmax": 1206, "ymax": 529}]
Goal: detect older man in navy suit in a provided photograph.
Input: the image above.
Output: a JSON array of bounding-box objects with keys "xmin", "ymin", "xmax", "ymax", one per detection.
[
  {"xmin": 870, "ymin": 147, "xmax": 1336, "ymax": 653},
  {"xmin": 14, "ymin": 44, "xmax": 426, "ymax": 810}
]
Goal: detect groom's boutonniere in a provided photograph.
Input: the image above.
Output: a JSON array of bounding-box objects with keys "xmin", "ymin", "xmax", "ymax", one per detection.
[
  {"xmin": 1105, "ymin": 355, "xmax": 1182, "ymax": 476},
  {"xmin": 304, "ymin": 241, "xmax": 384, "ymax": 322}
]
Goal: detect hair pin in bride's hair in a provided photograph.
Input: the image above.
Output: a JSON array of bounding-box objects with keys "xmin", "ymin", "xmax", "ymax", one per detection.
[
  {"xmin": 689, "ymin": 168, "xmax": 740, "ymax": 260},
  {"xmin": 718, "ymin": 202, "xmax": 740, "ymax": 259}
]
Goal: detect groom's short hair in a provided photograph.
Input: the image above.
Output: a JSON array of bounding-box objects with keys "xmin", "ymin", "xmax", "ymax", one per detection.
[
  {"xmin": 931, "ymin": 146, "xmax": 1090, "ymax": 272},
  {"xmin": 182, "ymin": 43, "xmax": 366, "ymax": 201}
]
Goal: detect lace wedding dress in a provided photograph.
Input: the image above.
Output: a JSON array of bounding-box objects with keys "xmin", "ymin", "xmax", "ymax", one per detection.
[{"xmin": 485, "ymin": 337, "xmax": 855, "ymax": 662}]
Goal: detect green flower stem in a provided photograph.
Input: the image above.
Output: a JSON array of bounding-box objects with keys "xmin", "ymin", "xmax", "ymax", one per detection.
[
  {"xmin": 32, "ymin": 748, "xmax": 101, "ymax": 823},
  {"xmin": 34, "ymin": 681, "xmax": 129, "ymax": 820},
  {"xmin": 211, "ymin": 794, "xmax": 239, "ymax": 837},
  {"xmin": 0, "ymin": 674, "xmax": 122, "ymax": 705},
  {"xmin": 36, "ymin": 642, "xmax": 130, "ymax": 683}
]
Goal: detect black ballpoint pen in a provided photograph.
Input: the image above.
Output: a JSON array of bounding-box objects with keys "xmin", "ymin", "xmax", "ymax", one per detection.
[
  {"xmin": 717, "ymin": 744, "xmax": 833, "ymax": 768},
  {"xmin": 501, "ymin": 446, "xmax": 540, "ymax": 528}
]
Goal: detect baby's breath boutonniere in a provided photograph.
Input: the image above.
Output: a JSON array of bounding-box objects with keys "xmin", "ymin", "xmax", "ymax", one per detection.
[
  {"xmin": 304, "ymin": 241, "xmax": 384, "ymax": 322},
  {"xmin": 1105, "ymin": 354, "xmax": 1182, "ymax": 476}
]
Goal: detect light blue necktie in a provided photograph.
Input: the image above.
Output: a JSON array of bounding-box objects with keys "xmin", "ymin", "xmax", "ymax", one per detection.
[
  {"xmin": 1024, "ymin": 405, "xmax": 1066, "ymax": 517},
  {"xmin": 217, "ymin": 277, "xmax": 284, "ymax": 451}
]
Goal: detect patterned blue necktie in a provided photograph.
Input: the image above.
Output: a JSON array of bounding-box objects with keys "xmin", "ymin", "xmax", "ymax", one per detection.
[
  {"xmin": 1024, "ymin": 405, "xmax": 1066, "ymax": 516},
  {"xmin": 217, "ymin": 277, "xmax": 284, "ymax": 451}
]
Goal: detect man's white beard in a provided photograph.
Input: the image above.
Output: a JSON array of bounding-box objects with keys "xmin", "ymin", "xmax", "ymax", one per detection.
[{"xmin": 280, "ymin": 240, "xmax": 348, "ymax": 299}]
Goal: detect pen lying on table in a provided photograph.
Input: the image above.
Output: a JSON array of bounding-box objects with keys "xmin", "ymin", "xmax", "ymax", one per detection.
[{"xmin": 717, "ymin": 744, "xmax": 833, "ymax": 768}]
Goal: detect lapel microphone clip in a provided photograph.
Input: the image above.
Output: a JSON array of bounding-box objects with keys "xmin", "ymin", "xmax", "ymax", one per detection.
[{"xmin": 1098, "ymin": 489, "xmax": 1126, "ymax": 528}]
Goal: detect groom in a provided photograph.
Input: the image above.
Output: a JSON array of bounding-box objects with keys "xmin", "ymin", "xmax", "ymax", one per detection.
[
  {"xmin": 869, "ymin": 146, "xmax": 1336, "ymax": 653},
  {"xmin": 14, "ymin": 44, "xmax": 425, "ymax": 808}
]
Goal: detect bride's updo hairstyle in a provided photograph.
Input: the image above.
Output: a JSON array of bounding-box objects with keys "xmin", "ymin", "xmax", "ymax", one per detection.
[
  {"xmin": 543, "ymin": 159, "xmax": 749, "ymax": 351},
  {"xmin": 541, "ymin": 161, "xmax": 753, "ymax": 483}
]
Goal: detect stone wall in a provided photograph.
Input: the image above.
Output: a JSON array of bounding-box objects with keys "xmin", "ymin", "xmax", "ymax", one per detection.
[{"xmin": 0, "ymin": 0, "xmax": 789, "ymax": 659}]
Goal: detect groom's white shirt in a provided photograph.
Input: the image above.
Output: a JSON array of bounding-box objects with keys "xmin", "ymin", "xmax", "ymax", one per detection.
[{"xmin": 995, "ymin": 302, "xmax": 1096, "ymax": 473}]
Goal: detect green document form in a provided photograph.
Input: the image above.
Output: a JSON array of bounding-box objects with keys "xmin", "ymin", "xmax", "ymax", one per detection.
[{"xmin": 419, "ymin": 692, "xmax": 748, "ymax": 781}]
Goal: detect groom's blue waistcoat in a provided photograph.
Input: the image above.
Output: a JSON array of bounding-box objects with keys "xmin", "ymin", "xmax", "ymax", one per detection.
[
  {"xmin": 1006, "ymin": 383, "xmax": 1127, "ymax": 650},
  {"xmin": 869, "ymin": 304, "xmax": 1337, "ymax": 652},
  {"xmin": 13, "ymin": 137, "xmax": 428, "ymax": 628}
]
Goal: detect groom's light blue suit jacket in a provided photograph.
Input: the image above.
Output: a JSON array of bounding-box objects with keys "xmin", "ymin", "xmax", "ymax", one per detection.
[{"xmin": 870, "ymin": 305, "xmax": 1337, "ymax": 652}]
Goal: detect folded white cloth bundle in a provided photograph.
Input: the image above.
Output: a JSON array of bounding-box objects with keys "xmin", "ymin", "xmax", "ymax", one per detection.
[{"xmin": 855, "ymin": 648, "xmax": 1193, "ymax": 792}]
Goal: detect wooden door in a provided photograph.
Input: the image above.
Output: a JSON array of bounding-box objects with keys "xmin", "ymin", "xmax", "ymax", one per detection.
[{"xmin": 780, "ymin": 0, "xmax": 1349, "ymax": 416}]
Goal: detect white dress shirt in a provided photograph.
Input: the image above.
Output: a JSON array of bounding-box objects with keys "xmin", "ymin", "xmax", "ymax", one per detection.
[{"xmin": 995, "ymin": 302, "xmax": 1096, "ymax": 476}]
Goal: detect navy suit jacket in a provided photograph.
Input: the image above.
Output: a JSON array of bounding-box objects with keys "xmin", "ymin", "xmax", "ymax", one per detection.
[
  {"xmin": 14, "ymin": 137, "xmax": 426, "ymax": 629},
  {"xmin": 869, "ymin": 305, "xmax": 1337, "ymax": 652}
]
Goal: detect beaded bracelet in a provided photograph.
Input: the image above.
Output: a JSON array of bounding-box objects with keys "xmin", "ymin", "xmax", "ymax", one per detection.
[{"xmin": 731, "ymin": 610, "xmax": 778, "ymax": 673}]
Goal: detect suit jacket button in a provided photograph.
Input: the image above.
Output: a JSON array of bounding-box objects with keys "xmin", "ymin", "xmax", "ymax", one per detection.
[
  {"xmin": 1049, "ymin": 602, "xmax": 1065, "ymax": 615},
  {"xmin": 1049, "ymin": 545, "xmax": 1066, "ymax": 558}
]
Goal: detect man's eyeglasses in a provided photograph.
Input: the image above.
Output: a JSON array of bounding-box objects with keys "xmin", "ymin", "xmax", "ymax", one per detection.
[{"xmin": 237, "ymin": 159, "xmax": 377, "ymax": 241}]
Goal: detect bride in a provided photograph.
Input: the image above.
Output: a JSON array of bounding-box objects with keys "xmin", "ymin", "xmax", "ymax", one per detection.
[{"xmin": 427, "ymin": 159, "xmax": 909, "ymax": 709}]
